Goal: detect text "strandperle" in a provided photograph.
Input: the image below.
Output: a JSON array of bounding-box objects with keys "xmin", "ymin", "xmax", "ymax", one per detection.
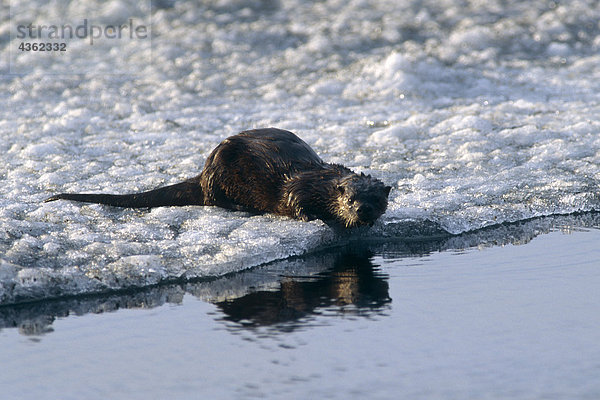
[{"xmin": 16, "ymin": 19, "xmax": 148, "ymax": 45}]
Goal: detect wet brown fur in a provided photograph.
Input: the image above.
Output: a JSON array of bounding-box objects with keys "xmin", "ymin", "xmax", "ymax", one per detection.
[{"xmin": 45, "ymin": 128, "xmax": 391, "ymax": 227}]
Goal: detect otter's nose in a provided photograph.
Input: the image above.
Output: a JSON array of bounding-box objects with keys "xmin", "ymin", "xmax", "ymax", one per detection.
[{"xmin": 357, "ymin": 204, "xmax": 373, "ymax": 219}]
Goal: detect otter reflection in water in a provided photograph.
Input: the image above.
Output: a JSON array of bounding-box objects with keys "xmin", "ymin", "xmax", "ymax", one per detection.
[{"xmin": 212, "ymin": 249, "xmax": 391, "ymax": 328}]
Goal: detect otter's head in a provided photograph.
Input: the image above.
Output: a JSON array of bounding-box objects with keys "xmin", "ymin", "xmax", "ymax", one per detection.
[{"xmin": 333, "ymin": 173, "xmax": 392, "ymax": 228}]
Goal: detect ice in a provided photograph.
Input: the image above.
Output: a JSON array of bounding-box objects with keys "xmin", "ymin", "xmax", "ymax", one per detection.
[{"xmin": 2, "ymin": 0, "xmax": 600, "ymax": 304}]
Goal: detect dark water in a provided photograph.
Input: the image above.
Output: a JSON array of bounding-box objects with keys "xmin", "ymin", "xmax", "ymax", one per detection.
[{"xmin": 1, "ymin": 213, "xmax": 600, "ymax": 399}]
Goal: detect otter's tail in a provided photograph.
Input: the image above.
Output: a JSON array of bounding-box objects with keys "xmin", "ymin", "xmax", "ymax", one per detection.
[{"xmin": 44, "ymin": 179, "xmax": 204, "ymax": 208}]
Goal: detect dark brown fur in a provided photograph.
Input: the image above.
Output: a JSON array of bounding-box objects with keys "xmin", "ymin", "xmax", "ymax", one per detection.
[{"xmin": 45, "ymin": 128, "xmax": 391, "ymax": 227}]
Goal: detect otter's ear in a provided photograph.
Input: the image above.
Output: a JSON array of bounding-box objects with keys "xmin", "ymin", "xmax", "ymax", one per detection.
[
  {"xmin": 384, "ymin": 186, "xmax": 392, "ymax": 196},
  {"xmin": 337, "ymin": 185, "xmax": 345, "ymax": 194}
]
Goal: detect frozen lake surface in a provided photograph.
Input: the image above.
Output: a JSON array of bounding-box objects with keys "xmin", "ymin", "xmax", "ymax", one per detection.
[{"xmin": 2, "ymin": 0, "xmax": 600, "ymax": 304}]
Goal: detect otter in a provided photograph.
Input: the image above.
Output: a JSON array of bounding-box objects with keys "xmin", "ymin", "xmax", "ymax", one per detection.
[{"xmin": 45, "ymin": 128, "xmax": 391, "ymax": 228}]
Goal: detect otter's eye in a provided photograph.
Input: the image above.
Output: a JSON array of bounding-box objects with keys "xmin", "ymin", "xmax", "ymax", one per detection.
[{"xmin": 348, "ymin": 196, "xmax": 355, "ymax": 204}]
